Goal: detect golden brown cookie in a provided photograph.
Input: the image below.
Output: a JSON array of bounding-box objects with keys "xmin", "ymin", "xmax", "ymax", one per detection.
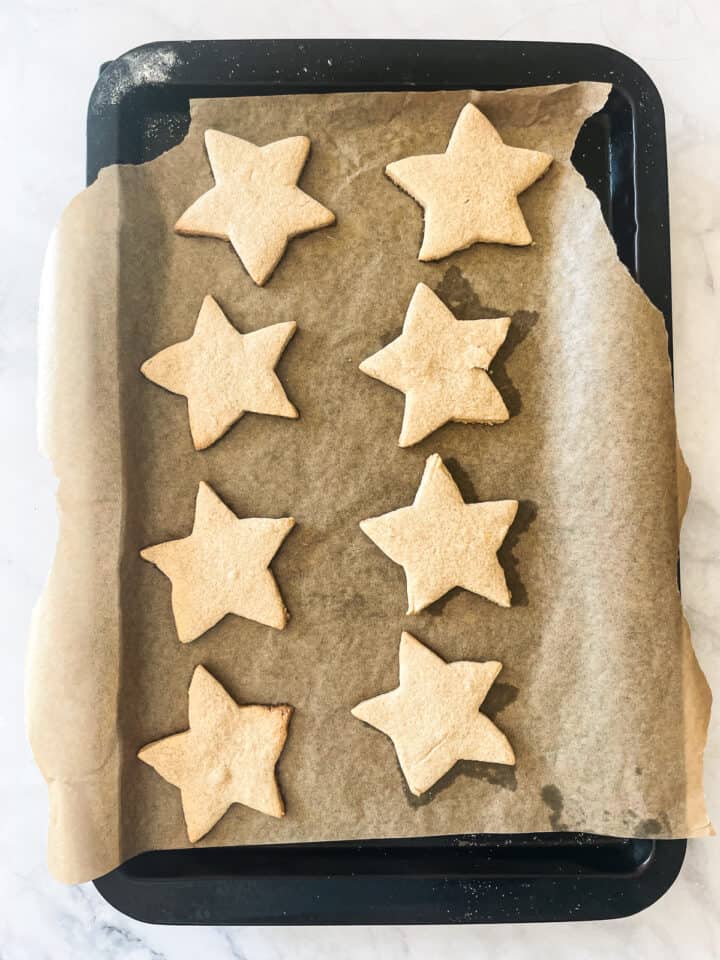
[
  {"xmin": 360, "ymin": 454, "xmax": 517, "ymax": 613},
  {"xmin": 352, "ymin": 632, "xmax": 515, "ymax": 796},
  {"xmin": 139, "ymin": 665, "xmax": 292, "ymax": 842},
  {"xmin": 140, "ymin": 481, "xmax": 294, "ymax": 641},
  {"xmin": 360, "ymin": 282, "xmax": 510, "ymax": 446},
  {"xmin": 385, "ymin": 103, "xmax": 552, "ymax": 259},
  {"xmin": 141, "ymin": 295, "xmax": 298, "ymax": 450},
  {"xmin": 176, "ymin": 129, "xmax": 335, "ymax": 285}
]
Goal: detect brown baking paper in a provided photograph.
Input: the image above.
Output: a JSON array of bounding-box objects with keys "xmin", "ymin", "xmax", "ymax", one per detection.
[{"xmin": 29, "ymin": 82, "xmax": 713, "ymax": 884}]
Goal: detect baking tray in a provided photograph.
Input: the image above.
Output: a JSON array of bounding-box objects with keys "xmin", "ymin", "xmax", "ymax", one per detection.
[{"xmin": 89, "ymin": 39, "xmax": 684, "ymax": 924}]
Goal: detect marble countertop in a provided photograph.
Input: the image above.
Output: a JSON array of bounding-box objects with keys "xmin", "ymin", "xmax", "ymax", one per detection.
[{"xmin": 2, "ymin": 1, "xmax": 718, "ymax": 956}]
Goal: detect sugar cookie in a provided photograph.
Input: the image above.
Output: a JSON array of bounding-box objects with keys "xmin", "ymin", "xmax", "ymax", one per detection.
[
  {"xmin": 360, "ymin": 282, "xmax": 509, "ymax": 446},
  {"xmin": 360, "ymin": 454, "xmax": 517, "ymax": 612},
  {"xmin": 141, "ymin": 481, "xmax": 294, "ymax": 641},
  {"xmin": 352, "ymin": 632, "xmax": 514, "ymax": 796},
  {"xmin": 139, "ymin": 665, "xmax": 292, "ymax": 841},
  {"xmin": 141, "ymin": 295, "xmax": 298, "ymax": 451},
  {"xmin": 176, "ymin": 129, "xmax": 335, "ymax": 284},
  {"xmin": 386, "ymin": 103, "xmax": 552, "ymax": 259}
]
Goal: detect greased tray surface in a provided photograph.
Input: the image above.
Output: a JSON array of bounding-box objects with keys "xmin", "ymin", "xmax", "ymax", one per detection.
[{"xmin": 90, "ymin": 39, "xmax": 683, "ymax": 924}]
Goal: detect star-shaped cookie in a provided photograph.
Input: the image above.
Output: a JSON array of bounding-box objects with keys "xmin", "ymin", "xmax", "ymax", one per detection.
[
  {"xmin": 360, "ymin": 283, "xmax": 510, "ymax": 446},
  {"xmin": 141, "ymin": 481, "xmax": 294, "ymax": 641},
  {"xmin": 176, "ymin": 129, "xmax": 335, "ymax": 284},
  {"xmin": 141, "ymin": 295, "xmax": 298, "ymax": 450},
  {"xmin": 139, "ymin": 665, "xmax": 292, "ymax": 842},
  {"xmin": 385, "ymin": 103, "xmax": 552, "ymax": 259},
  {"xmin": 352, "ymin": 632, "xmax": 515, "ymax": 796},
  {"xmin": 360, "ymin": 454, "xmax": 517, "ymax": 613}
]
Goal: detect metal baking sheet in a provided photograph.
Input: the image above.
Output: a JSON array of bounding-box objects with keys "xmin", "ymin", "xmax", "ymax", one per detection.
[{"xmin": 88, "ymin": 38, "xmax": 683, "ymax": 925}]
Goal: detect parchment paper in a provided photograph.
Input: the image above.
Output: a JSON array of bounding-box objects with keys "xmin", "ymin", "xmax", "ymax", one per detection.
[{"xmin": 29, "ymin": 82, "xmax": 713, "ymax": 884}]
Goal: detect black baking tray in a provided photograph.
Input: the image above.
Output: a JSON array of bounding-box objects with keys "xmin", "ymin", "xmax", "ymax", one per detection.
[{"xmin": 89, "ymin": 39, "xmax": 684, "ymax": 924}]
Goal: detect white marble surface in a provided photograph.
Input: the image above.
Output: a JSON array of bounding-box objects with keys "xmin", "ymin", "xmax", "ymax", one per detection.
[{"xmin": 2, "ymin": 0, "xmax": 719, "ymax": 955}]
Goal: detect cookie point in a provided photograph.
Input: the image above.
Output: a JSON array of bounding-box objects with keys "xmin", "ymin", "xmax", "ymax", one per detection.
[
  {"xmin": 397, "ymin": 422, "xmax": 416, "ymax": 447},
  {"xmin": 192, "ymin": 433, "xmax": 212, "ymax": 452},
  {"xmin": 187, "ymin": 826, "xmax": 203, "ymax": 844},
  {"xmin": 273, "ymin": 607, "xmax": 290, "ymax": 630}
]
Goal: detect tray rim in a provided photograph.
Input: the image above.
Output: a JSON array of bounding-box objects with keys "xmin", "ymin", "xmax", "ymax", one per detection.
[{"xmin": 94, "ymin": 834, "xmax": 686, "ymax": 925}]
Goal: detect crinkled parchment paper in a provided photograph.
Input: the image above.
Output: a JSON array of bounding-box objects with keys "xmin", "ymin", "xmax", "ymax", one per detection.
[{"xmin": 29, "ymin": 82, "xmax": 712, "ymax": 883}]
